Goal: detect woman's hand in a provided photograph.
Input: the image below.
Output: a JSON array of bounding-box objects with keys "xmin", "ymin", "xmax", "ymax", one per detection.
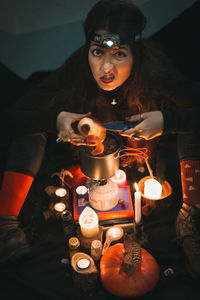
[
  {"xmin": 124, "ymin": 111, "xmax": 164, "ymax": 140},
  {"xmin": 56, "ymin": 111, "xmax": 91, "ymax": 143}
]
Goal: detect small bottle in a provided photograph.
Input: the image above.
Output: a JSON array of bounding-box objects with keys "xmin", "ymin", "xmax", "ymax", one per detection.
[
  {"xmin": 91, "ymin": 240, "xmax": 102, "ymax": 262},
  {"xmin": 68, "ymin": 237, "xmax": 80, "ymax": 259},
  {"xmin": 61, "ymin": 210, "xmax": 74, "ymax": 237}
]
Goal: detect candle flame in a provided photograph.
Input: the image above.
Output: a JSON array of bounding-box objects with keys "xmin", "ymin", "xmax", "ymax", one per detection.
[{"xmin": 134, "ymin": 182, "xmax": 139, "ymax": 192}]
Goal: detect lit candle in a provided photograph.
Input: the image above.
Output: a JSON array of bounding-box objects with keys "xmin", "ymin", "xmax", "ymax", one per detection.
[
  {"xmin": 107, "ymin": 226, "xmax": 124, "ymax": 240},
  {"xmin": 110, "ymin": 169, "xmax": 127, "ymax": 187},
  {"xmin": 54, "ymin": 202, "xmax": 66, "ymax": 213},
  {"xmin": 134, "ymin": 183, "xmax": 142, "ymax": 224},
  {"xmin": 144, "ymin": 178, "xmax": 162, "ymax": 200},
  {"xmin": 55, "ymin": 188, "xmax": 67, "ymax": 197},
  {"xmin": 77, "ymin": 258, "xmax": 90, "ymax": 269},
  {"xmin": 102, "ymin": 226, "xmax": 124, "ymax": 254},
  {"xmin": 79, "ymin": 207, "xmax": 99, "ymax": 238},
  {"xmin": 76, "ymin": 185, "xmax": 88, "ymax": 196}
]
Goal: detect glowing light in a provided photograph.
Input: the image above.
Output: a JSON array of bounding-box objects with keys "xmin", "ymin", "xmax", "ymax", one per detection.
[
  {"xmin": 134, "ymin": 183, "xmax": 142, "ymax": 224},
  {"xmin": 79, "ymin": 207, "xmax": 99, "ymax": 238},
  {"xmin": 55, "ymin": 188, "xmax": 67, "ymax": 197},
  {"xmin": 144, "ymin": 178, "xmax": 162, "ymax": 200},
  {"xmin": 77, "ymin": 258, "xmax": 90, "ymax": 269},
  {"xmin": 54, "ymin": 202, "xmax": 66, "ymax": 212},
  {"xmin": 107, "ymin": 226, "xmax": 123, "ymax": 239},
  {"xmin": 110, "ymin": 169, "xmax": 127, "ymax": 187},
  {"xmin": 76, "ymin": 185, "xmax": 88, "ymax": 196},
  {"xmin": 102, "ymin": 226, "xmax": 124, "ymax": 254},
  {"xmin": 106, "ymin": 40, "xmax": 114, "ymax": 47}
]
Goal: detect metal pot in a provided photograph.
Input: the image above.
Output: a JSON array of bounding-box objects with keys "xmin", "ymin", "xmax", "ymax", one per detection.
[{"xmin": 79, "ymin": 131, "xmax": 122, "ymax": 180}]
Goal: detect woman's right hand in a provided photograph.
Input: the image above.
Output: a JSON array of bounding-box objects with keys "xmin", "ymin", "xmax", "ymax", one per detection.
[{"xmin": 56, "ymin": 111, "xmax": 91, "ymax": 143}]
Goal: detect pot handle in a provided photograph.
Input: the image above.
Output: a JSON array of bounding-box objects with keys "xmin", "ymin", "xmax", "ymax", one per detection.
[{"xmin": 117, "ymin": 147, "xmax": 149, "ymax": 159}]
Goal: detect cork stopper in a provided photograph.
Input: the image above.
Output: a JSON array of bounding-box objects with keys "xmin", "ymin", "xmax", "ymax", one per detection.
[{"xmin": 69, "ymin": 237, "xmax": 80, "ymax": 249}]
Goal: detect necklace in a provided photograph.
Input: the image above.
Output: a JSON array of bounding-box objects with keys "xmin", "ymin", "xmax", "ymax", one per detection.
[{"xmin": 110, "ymin": 98, "xmax": 117, "ymax": 105}]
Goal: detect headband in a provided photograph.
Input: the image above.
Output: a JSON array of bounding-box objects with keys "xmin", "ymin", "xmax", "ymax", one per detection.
[{"xmin": 90, "ymin": 33, "xmax": 141, "ymax": 49}]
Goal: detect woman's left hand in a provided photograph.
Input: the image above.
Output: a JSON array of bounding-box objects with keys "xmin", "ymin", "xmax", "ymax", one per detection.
[{"xmin": 124, "ymin": 111, "xmax": 164, "ymax": 140}]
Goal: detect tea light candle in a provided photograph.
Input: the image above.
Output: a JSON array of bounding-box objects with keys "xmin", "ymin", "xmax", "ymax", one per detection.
[
  {"xmin": 134, "ymin": 183, "xmax": 142, "ymax": 224},
  {"xmin": 107, "ymin": 226, "xmax": 124, "ymax": 240},
  {"xmin": 55, "ymin": 187, "xmax": 67, "ymax": 197},
  {"xmin": 76, "ymin": 185, "xmax": 88, "ymax": 196},
  {"xmin": 144, "ymin": 178, "xmax": 162, "ymax": 200},
  {"xmin": 53, "ymin": 202, "xmax": 66, "ymax": 213},
  {"xmin": 102, "ymin": 226, "xmax": 124, "ymax": 255},
  {"xmin": 77, "ymin": 258, "xmax": 90, "ymax": 269},
  {"xmin": 79, "ymin": 207, "xmax": 99, "ymax": 238},
  {"xmin": 110, "ymin": 169, "xmax": 127, "ymax": 187}
]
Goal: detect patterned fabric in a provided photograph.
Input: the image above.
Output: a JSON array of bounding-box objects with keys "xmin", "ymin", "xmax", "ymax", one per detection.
[{"xmin": 180, "ymin": 160, "xmax": 200, "ymax": 207}]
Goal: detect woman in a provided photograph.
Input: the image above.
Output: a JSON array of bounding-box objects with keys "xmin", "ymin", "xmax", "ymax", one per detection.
[{"xmin": 0, "ymin": 0, "xmax": 200, "ymax": 277}]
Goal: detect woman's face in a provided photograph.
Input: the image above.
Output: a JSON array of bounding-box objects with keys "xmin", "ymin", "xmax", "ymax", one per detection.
[{"xmin": 88, "ymin": 30, "xmax": 134, "ymax": 91}]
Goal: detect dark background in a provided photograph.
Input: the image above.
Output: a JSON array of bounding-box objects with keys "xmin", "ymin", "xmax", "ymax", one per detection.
[{"xmin": 1, "ymin": 1, "xmax": 200, "ymax": 299}]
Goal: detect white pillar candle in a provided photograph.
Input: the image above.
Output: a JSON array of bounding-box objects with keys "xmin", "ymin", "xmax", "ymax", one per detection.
[
  {"xmin": 144, "ymin": 178, "xmax": 162, "ymax": 200},
  {"xmin": 110, "ymin": 169, "xmax": 127, "ymax": 187},
  {"xmin": 79, "ymin": 207, "xmax": 99, "ymax": 238},
  {"xmin": 134, "ymin": 183, "xmax": 142, "ymax": 224}
]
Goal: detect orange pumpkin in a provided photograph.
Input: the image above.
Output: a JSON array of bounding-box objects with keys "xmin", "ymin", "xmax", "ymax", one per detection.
[{"xmin": 100, "ymin": 243, "xmax": 159, "ymax": 298}]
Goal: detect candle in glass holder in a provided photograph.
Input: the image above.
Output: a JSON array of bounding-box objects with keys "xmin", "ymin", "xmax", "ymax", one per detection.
[
  {"xmin": 134, "ymin": 183, "xmax": 142, "ymax": 224},
  {"xmin": 110, "ymin": 169, "xmax": 127, "ymax": 187},
  {"xmin": 144, "ymin": 178, "xmax": 162, "ymax": 200},
  {"xmin": 79, "ymin": 207, "xmax": 99, "ymax": 238}
]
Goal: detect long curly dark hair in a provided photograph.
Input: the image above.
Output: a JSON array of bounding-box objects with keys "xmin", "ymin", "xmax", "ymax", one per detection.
[{"xmin": 52, "ymin": 0, "xmax": 186, "ymax": 165}]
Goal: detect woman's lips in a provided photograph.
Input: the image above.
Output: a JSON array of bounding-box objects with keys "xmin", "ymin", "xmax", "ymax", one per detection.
[{"xmin": 100, "ymin": 74, "xmax": 114, "ymax": 84}]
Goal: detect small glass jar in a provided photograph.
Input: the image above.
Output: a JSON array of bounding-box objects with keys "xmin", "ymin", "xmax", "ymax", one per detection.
[
  {"xmin": 68, "ymin": 237, "xmax": 80, "ymax": 259},
  {"xmin": 91, "ymin": 239, "xmax": 102, "ymax": 262}
]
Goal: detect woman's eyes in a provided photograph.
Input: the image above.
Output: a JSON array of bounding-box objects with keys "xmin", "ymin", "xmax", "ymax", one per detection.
[
  {"xmin": 115, "ymin": 51, "xmax": 126, "ymax": 57},
  {"xmin": 91, "ymin": 48, "xmax": 127, "ymax": 58},
  {"xmin": 92, "ymin": 49, "xmax": 103, "ymax": 56}
]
